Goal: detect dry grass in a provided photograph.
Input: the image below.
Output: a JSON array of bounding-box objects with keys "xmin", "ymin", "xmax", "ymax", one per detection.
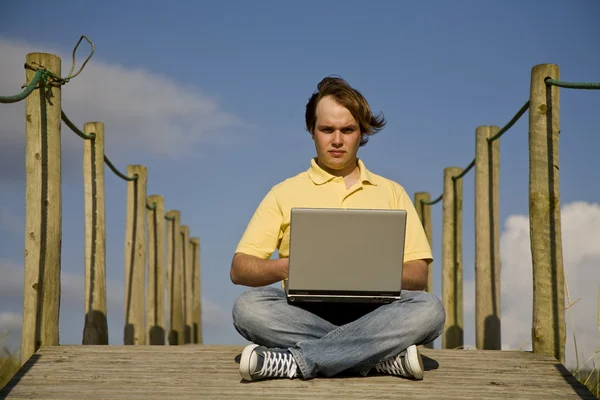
[
  {"xmin": 0, "ymin": 331, "xmax": 20, "ymax": 390},
  {"xmin": 564, "ymin": 274, "xmax": 600, "ymax": 397}
]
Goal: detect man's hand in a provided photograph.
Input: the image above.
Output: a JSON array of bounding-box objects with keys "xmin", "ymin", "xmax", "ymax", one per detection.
[
  {"xmin": 230, "ymin": 253, "xmax": 289, "ymax": 287},
  {"xmin": 402, "ymin": 259, "xmax": 429, "ymax": 291}
]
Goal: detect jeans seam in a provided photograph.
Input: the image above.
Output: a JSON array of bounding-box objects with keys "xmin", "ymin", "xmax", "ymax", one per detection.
[{"xmin": 288, "ymin": 347, "xmax": 310, "ymax": 378}]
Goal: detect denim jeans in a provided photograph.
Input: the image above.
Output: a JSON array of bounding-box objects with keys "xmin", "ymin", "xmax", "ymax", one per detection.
[{"xmin": 232, "ymin": 286, "xmax": 446, "ymax": 379}]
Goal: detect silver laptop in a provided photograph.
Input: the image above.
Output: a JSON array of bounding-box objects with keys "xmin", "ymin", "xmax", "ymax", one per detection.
[{"xmin": 284, "ymin": 207, "xmax": 407, "ymax": 304}]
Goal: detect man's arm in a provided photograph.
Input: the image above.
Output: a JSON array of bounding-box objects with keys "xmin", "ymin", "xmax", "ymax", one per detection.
[
  {"xmin": 230, "ymin": 252, "xmax": 288, "ymax": 287},
  {"xmin": 402, "ymin": 259, "xmax": 428, "ymax": 291}
]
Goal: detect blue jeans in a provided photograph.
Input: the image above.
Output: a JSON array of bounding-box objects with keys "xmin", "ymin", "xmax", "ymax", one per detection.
[{"xmin": 232, "ymin": 286, "xmax": 445, "ymax": 379}]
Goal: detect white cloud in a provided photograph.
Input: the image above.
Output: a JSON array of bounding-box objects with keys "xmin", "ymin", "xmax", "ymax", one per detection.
[
  {"xmin": 0, "ymin": 35, "xmax": 246, "ymax": 179},
  {"xmin": 0, "ymin": 312, "xmax": 22, "ymax": 333},
  {"xmin": 464, "ymin": 201, "xmax": 600, "ymax": 369}
]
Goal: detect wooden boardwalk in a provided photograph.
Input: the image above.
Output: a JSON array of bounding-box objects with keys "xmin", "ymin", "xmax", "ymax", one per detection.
[{"xmin": 0, "ymin": 345, "xmax": 595, "ymax": 399}]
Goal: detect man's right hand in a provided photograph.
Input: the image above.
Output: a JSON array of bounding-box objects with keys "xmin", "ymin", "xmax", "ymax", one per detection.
[{"xmin": 230, "ymin": 252, "xmax": 289, "ymax": 287}]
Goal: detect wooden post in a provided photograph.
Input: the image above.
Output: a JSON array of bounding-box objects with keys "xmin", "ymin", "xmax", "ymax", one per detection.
[
  {"xmin": 147, "ymin": 195, "xmax": 165, "ymax": 345},
  {"xmin": 124, "ymin": 165, "xmax": 147, "ymax": 345},
  {"xmin": 180, "ymin": 225, "xmax": 192, "ymax": 344},
  {"xmin": 21, "ymin": 53, "xmax": 62, "ymax": 364},
  {"xmin": 442, "ymin": 167, "xmax": 463, "ymax": 349},
  {"xmin": 474, "ymin": 125, "xmax": 501, "ymax": 350},
  {"xmin": 529, "ymin": 63, "xmax": 565, "ymax": 364},
  {"xmin": 191, "ymin": 237, "xmax": 202, "ymax": 344},
  {"xmin": 166, "ymin": 210, "xmax": 184, "ymax": 345},
  {"xmin": 414, "ymin": 191, "xmax": 434, "ymax": 349},
  {"xmin": 414, "ymin": 192, "xmax": 434, "ymax": 294},
  {"xmin": 82, "ymin": 122, "xmax": 108, "ymax": 345}
]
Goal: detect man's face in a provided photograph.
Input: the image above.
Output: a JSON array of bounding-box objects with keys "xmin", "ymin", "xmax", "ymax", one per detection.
[{"xmin": 311, "ymin": 96, "xmax": 362, "ymax": 176}]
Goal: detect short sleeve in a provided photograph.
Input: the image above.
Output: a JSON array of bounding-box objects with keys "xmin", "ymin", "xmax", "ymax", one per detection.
[
  {"xmin": 235, "ymin": 189, "xmax": 283, "ymax": 260},
  {"xmin": 396, "ymin": 185, "xmax": 433, "ymax": 264}
]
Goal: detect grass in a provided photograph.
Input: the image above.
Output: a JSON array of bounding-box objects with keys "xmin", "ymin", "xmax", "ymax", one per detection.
[
  {"xmin": 0, "ymin": 332, "xmax": 20, "ymax": 391},
  {"xmin": 564, "ymin": 275, "xmax": 600, "ymax": 397}
]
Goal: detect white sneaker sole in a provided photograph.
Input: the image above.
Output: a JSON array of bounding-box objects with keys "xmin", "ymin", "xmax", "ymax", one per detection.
[
  {"xmin": 239, "ymin": 344, "xmax": 260, "ymax": 381},
  {"xmin": 405, "ymin": 345, "xmax": 424, "ymax": 380}
]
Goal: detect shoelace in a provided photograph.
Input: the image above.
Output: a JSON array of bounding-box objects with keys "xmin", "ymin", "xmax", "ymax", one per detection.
[
  {"xmin": 257, "ymin": 350, "xmax": 298, "ymax": 379},
  {"xmin": 375, "ymin": 355, "xmax": 409, "ymax": 377}
]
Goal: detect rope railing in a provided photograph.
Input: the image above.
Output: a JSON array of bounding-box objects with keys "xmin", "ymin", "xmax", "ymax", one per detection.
[
  {"xmin": 412, "ymin": 63, "xmax": 598, "ymax": 375},
  {"xmin": 103, "ymin": 155, "xmax": 137, "ymax": 181},
  {"xmin": 0, "ymin": 69, "xmax": 47, "ymax": 104},
  {"xmin": 452, "ymin": 158, "xmax": 475, "ymax": 181},
  {"xmin": 0, "ymin": 35, "xmax": 203, "ymax": 363},
  {"xmin": 488, "ymin": 100, "xmax": 530, "ymax": 143},
  {"xmin": 545, "ymin": 78, "xmax": 600, "ymax": 90},
  {"xmin": 420, "ymin": 98, "xmax": 530, "ymax": 206},
  {"xmin": 61, "ymin": 111, "xmax": 96, "ymax": 140}
]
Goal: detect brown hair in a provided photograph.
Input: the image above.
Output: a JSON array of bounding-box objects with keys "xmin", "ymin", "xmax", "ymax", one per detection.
[{"xmin": 305, "ymin": 76, "xmax": 386, "ymax": 146}]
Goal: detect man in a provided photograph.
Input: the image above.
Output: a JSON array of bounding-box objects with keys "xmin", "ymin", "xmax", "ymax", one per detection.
[{"xmin": 229, "ymin": 76, "xmax": 445, "ymax": 382}]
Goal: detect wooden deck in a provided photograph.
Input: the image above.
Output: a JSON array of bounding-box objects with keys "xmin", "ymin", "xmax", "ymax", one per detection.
[{"xmin": 0, "ymin": 345, "xmax": 595, "ymax": 399}]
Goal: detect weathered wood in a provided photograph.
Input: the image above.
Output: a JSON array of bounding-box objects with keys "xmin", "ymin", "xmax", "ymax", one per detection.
[
  {"xmin": 82, "ymin": 122, "xmax": 108, "ymax": 345},
  {"xmin": 474, "ymin": 126, "xmax": 501, "ymax": 350},
  {"xmin": 124, "ymin": 165, "xmax": 148, "ymax": 345},
  {"xmin": 191, "ymin": 237, "xmax": 202, "ymax": 344},
  {"xmin": 442, "ymin": 167, "xmax": 463, "ymax": 349},
  {"xmin": 21, "ymin": 53, "xmax": 62, "ymax": 364},
  {"xmin": 413, "ymin": 192, "xmax": 433, "ymax": 294},
  {"xmin": 529, "ymin": 63, "xmax": 565, "ymax": 364},
  {"xmin": 180, "ymin": 225, "xmax": 192, "ymax": 344},
  {"xmin": 414, "ymin": 192, "xmax": 434, "ymax": 349},
  {"xmin": 166, "ymin": 210, "xmax": 184, "ymax": 345},
  {"xmin": 147, "ymin": 195, "xmax": 165, "ymax": 345},
  {"xmin": 1, "ymin": 346, "xmax": 595, "ymax": 399}
]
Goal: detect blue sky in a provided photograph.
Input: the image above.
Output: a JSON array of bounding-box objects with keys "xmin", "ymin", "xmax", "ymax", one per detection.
[{"xmin": 0, "ymin": 0, "xmax": 599, "ymax": 366}]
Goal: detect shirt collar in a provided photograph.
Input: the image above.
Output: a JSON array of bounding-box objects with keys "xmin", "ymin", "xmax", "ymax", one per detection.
[{"xmin": 307, "ymin": 157, "xmax": 377, "ymax": 186}]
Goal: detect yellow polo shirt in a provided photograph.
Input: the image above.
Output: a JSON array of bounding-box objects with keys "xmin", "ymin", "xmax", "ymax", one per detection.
[{"xmin": 235, "ymin": 158, "xmax": 432, "ymax": 264}]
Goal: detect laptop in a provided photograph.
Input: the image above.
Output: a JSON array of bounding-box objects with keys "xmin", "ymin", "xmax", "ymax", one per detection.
[{"xmin": 284, "ymin": 207, "xmax": 407, "ymax": 304}]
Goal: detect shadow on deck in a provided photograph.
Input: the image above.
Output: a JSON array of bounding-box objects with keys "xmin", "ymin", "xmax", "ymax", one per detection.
[{"xmin": 0, "ymin": 345, "xmax": 595, "ymax": 399}]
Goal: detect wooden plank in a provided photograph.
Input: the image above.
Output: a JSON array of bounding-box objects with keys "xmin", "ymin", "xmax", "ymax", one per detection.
[{"xmin": 1, "ymin": 346, "xmax": 594, "ymax": 399}]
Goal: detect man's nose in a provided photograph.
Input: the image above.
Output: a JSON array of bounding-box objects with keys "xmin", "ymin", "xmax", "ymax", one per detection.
[{"xmin": 331, "ymin": 131, "xmax": 343, "ymax": 146}]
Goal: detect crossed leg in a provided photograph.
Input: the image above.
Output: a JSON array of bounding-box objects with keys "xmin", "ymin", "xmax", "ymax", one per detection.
[{"xmin": 232, "ymin": 286, "xmax": 445, "ymax": 379}]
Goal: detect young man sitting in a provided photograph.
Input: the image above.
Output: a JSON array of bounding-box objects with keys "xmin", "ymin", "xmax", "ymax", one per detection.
[{"xmin": 229, "ymin": 76, "xmax": 445, "ymax": 382}]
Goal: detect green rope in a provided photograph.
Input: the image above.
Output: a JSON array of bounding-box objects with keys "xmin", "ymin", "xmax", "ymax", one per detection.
[
  {"xmin": 146, "ymin": 202, "xmax": 156, "ymax": 211},
  {"xmin": 421, "ymin": 193, "xmax": 443, "ymax": 206},
  {"xmin": 488, "ymin": 100, "xmax": 530, "ymax": 143},
  {"xmin": 453, "ymin": 158, "xmax": 475, "ymax": 181},
  {"xmin": 545, "ymin": 78, "xmax": 600, "ymax": 90},
  {"xmin": 0, "ymin": 70, "xmax": 46, "ymax": 104},
  {"xmin": 104, "ymin": 155, "xmax": 137, "ymax": 181},
  {"xmin": 0, "ymin": 36, "xmax": 94, "ymax": 103},
  {"xmin": 421, "ymin": 158, "xmax": 474, "ymax": 207},
  {"xmin": 61, "ymin": 110, "xmax": 95, "ymax": 140},
  {"xmin": 165, "ymin": 215, "xmax": 176, "ymax": 221}
]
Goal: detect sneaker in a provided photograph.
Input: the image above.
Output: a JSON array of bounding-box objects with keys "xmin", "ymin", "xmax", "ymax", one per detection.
[
  {"xmin": 374, "ymin": 344, "xmax": 424, "ymax": 380},
  {"xmin": 239, "ymin": 344, "xmax": 298, "ymax": 381}
]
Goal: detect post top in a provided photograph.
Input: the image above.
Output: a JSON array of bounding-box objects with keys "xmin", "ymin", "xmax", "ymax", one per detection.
[{"xmin": 26, "ymin": 52, "xmax": 61, "ymax": 59}]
